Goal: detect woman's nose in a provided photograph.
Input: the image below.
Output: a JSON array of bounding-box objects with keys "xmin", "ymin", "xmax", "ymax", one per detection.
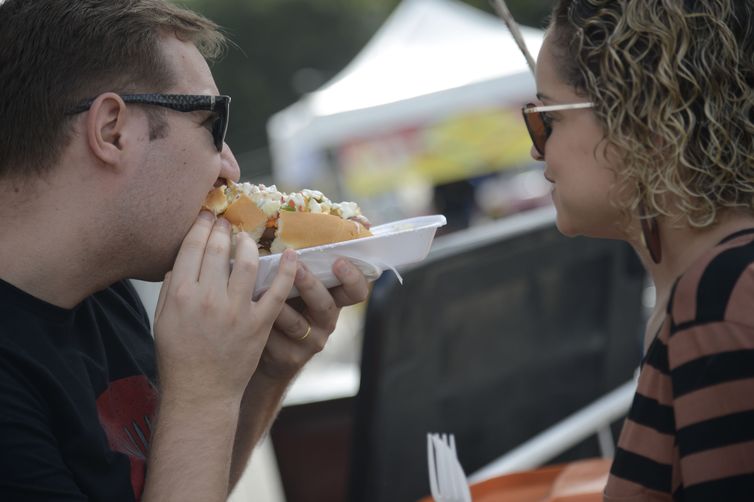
[{"xmin": 530, "ymin": 144, "xmax": 544, "ymax": 161}]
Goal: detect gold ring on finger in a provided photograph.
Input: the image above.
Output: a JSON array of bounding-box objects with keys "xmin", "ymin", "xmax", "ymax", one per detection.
[{"xmin": 297, "ymin": 324, "xmax": 312, "ymax": 341}]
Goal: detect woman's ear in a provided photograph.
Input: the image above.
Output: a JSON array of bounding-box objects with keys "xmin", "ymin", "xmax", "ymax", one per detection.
[{"xmin": 85, "ymin": 92, "xmax": 128, "ymax": 166}]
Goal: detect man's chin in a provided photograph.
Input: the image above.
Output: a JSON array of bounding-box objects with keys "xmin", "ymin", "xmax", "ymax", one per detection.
[
  {"xmin": 131, "ymin": 269, "xmax": 170, "ymax": 283},
  {"xmin": 133, "ymin": 249, "xmax": 180, "ymax": 282}
]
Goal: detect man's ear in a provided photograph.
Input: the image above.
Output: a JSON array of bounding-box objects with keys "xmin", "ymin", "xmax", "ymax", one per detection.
[{"xmin": 85, "ymin": 92, "xmax": 130, "ymax": 166}]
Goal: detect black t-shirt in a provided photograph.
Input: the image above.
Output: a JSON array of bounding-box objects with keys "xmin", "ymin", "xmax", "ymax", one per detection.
[{"xmin": 0, "ymin": 279, "xmax": 157, "ymax": 501}]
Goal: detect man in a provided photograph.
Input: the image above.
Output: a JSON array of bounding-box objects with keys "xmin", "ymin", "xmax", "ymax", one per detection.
[{"xmin": 0, "ymin": 1, "xmax": 369, "ymax": 500}]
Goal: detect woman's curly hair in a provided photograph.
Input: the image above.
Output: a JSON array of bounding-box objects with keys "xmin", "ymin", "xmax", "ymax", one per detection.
[{"xmin": 550, "ymin": 0, "xmax": 754, "ymax": 227}]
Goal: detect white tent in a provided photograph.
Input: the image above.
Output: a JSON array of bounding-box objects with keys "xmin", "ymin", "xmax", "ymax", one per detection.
[{"xmin": 267, "ymin": 0, "xmax": 544, "ymax": 192}]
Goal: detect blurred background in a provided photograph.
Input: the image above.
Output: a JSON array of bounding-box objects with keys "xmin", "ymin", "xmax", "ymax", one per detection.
[
  {"xmin": 137, "ymin": 1, "xmax": 649, "ymax": 501},
  {"xmin": 179, "ymin": 0, "xmax": 557, "ymax": 234}
]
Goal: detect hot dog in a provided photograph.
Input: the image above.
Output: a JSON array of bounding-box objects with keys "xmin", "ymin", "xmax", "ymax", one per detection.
[{"xmin": 202, "ymin": 180, "xmax": 372, "ymax": 254}]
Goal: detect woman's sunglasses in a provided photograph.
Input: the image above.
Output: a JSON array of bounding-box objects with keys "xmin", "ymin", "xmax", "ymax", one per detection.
[
  {"xmin": 522, "ymin": 102, "xmax": 594, "ymax": 156},
  {"xmin": 68, "ymin": 93, "xmax": 231, "ymax": 152}
]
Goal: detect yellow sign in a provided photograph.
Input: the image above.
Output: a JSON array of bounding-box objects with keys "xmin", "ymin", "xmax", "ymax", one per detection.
[{"xmin": 336, "ymin": 107, "xmax": 532, "ymax": 197}]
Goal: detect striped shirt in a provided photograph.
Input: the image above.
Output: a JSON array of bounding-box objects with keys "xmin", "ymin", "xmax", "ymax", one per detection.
[{"xmin": 604, "ymin": 229, "xmax": 754, "ymax": 501}]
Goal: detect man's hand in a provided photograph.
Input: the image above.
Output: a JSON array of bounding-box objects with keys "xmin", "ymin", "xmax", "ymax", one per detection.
[
  {"xmin": 144, "ymin": 212, "xmax": 298, "ymax": 502},
  {"xmin": 226, "ymin": 253, "xmax": 369, "ymax": 489},
  {"xmin": 255, "ymin": 257, "xmax": 371, "ymax": 381},
  {"xmin": 152, "ymin": 212, "xmax": 298, "ymax": 404}
]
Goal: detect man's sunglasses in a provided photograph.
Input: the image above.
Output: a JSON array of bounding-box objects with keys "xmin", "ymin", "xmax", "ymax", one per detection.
[
  {"xmin": 522, "ymin": 102, "xmax": 594, "ymax": 156},
  {"xmin": 67, "ymin": 94, "xmax": 231, "ymax": 152}
]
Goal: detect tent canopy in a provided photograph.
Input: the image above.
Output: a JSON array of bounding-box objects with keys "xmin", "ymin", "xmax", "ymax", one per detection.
[{"xmin": 267, "ymin": 0, "xmax": 544, "ymax": 189}]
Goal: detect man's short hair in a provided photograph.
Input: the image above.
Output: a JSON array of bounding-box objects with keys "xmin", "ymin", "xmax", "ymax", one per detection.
[{"xmin": 0, "ymin": 0, "xmax": 226, "ymax": 178}]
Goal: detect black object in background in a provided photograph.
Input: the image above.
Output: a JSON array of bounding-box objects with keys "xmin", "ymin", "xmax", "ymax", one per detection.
[{"xmin": 348, "ymin": 208, "xmax": 645, "ymax": 502}]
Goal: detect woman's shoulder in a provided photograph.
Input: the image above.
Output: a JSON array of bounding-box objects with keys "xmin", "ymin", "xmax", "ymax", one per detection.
[{"xmin": 669, "ymin": 228, "xmax": 754, "ymax": 328}]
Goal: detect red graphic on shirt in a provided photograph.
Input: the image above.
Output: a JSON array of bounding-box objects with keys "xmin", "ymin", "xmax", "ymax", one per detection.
[{"xmin": 96, "ymin": 376, "xmax": 158, "ymax": 501}]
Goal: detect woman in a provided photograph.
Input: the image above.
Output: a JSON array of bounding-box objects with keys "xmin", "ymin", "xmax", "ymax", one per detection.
[{"xmin": 523, "ymin": 0, "xmax": 754, "ymax": 499}]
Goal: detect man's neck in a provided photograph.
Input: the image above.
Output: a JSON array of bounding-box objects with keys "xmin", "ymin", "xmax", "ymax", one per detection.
[{"xmin": 0, "ymin": 174, "xmax": 121, "ymax": 309}]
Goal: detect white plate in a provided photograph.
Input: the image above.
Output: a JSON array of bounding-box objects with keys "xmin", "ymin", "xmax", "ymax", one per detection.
[{"xmin": 253, "ymin": 214, "xmax": 447, "ymax": 300}]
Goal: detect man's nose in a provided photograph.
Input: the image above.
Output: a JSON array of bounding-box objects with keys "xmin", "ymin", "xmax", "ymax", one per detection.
[{"xmin": 219, "ymin": 143, "xmax": 241, "ymax": 182}]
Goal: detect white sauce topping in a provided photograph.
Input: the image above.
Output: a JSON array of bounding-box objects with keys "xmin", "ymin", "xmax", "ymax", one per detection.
[{"xmin": 222, "ymin": 181, "xmax": 369, "ymax": 228}]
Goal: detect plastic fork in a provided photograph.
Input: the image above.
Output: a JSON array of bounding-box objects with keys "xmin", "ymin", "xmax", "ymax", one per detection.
[{"xmin": 427, "ymin": 433, "xmax": 473, "ymax": 502}]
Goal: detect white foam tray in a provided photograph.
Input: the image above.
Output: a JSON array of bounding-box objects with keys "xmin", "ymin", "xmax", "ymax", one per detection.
[{"xmin": 253, "ymin": 214, "xmax": 447, "ymax": 299}]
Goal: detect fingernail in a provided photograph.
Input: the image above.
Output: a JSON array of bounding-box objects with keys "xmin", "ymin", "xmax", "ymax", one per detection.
[
  {"xmin": 283, "ymin": 249, "xmax": 297, "ymax": 262},
  {"xmin": 336, "ymin": 259, "xmax": 351, "ymax": 276},
  {"xmin": 296, "ymin": 264, "xmax": 306, "ymax": 281},
  {"xmin": 199, "ymin": 210, "xmax": 214, "ymax": 221},
  {"xmin": 217, "ymin": 217, "xmax": 230, "ymax": 229}
]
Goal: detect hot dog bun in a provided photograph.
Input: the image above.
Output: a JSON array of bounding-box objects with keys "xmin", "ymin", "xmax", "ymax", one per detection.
[
  {"xmin": 202, "ymin": 180, "xmax": 372, "ymax": 253},
  {"xmin": 270, "ymin": 211, "xmax": 372, "ymax": 254},
  {"xmin": 202, "ymin": 183, "xmax": 278, "ymax": 242},
  {"xmin": 223, "ymin": 196, "xmax": 267, "ymax": 233}
]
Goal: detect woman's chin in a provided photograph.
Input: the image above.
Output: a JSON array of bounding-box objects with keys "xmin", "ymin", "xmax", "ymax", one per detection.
[
  {"xmin": 554, "ymin": 214, "xmax": 582, "ymax": 237},
  {"xmin": 555, "ymin": 213, "xmax": 626, "ymax": 241}
]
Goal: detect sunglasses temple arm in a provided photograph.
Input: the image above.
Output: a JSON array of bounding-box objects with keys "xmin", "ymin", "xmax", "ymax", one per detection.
[{"xmin": 490, "ymin": 0, "xmax": 536, "ymax": 75}]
